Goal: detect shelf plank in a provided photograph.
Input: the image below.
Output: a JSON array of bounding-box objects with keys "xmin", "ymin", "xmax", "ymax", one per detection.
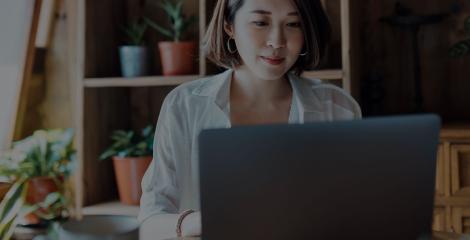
[
  {"xmin": 84, "ymin": 70, "xmax": 343, "ymax": 88},
  {"xmin": 83, "ymin": 75, "xmax": 201, "ymax": 88},
  {"xmin": 82, "ymin": 200, "xmax": 139, "ymax": 217},
  {"xmin": 302, "ymin": 69, "xmax": 343, "ymax": 80},
  {"xmin": 441, "ymin": 123, "xmax": 470, "ymax": 139}
]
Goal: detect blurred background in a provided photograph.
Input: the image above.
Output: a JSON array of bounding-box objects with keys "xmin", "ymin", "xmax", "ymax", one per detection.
[{"xmin": 0, "ymin": 0, "xmax": 469, "ymax": 239}]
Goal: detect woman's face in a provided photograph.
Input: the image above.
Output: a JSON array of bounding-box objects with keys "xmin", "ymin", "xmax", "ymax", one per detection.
[{"xmin": 225, "ymin": 0, "xmax": 304, "ymax": 80}]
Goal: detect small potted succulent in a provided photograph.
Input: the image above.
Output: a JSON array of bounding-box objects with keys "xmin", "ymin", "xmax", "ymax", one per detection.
[
  {"xmin": 145, "ymin": 0, "xmax": 197, "ymax": 76},
  {"xmin": 119, "ymin": 18, "xmax": 150, "ymax": 77},
  {"xmin": 449, "ymin": 16, "xmax": 470, "ymax": 58},
  {"xmin": 0, "ymin": 129, "xmax": 75, "ymax": 240},
  {"xmin": 100, "ymin": 125, "xmax": 154, "ymax": 205}
]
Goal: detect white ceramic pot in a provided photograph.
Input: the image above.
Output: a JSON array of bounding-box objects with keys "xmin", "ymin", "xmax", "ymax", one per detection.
[
  {"xmin": 119, "ymin": 46, "xmax": 149, "ymax": 77},
  {"xmin": 59, "ymin": 215, "xmax": 139, "ymax": 240}
]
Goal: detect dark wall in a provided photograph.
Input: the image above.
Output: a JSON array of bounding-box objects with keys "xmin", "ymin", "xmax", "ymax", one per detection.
[{"xmin": 353, "ymin": 0, "xmax": 470, "ymax": 122}]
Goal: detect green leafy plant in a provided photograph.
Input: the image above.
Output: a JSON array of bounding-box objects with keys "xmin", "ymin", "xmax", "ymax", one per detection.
[
  {"xmin": 0, "ymin": 180, "xmax": 28, "ymax": 239},
  {"xmin": 144, "ymin": 0, "xmax": 197, "ymax": 42},
  {"xmin": 450, "ymin": 16, "xmax": 470, "ymax": 58},
  {"xmin": 122, "ymin": 18, "xmax": 149, "ymax": 46},
  {"xmin": 0, "ymin": 129, "xmax": 76, "ymax": 180},
  {"xmin": 100, "ymin": 125, "xmax": 154, "ymax": 160},
  {"xmin": 0, "ymin": 129, "xmax": 75, "ymax": 240}
]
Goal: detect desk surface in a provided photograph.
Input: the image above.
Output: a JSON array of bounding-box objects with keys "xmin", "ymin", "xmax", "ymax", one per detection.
[{"xmin": 164, "ymin": 232, "xmax": 469, "ymax": 240}]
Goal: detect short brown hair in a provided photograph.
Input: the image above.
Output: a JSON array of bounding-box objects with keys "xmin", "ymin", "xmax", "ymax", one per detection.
[{"xmin": 202, "ymin": 0, "xmax": 331, "ymax": 76}]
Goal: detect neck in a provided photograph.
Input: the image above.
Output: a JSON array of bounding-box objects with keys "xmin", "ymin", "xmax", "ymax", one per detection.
[{"xmin": 230, "ymin": 66, "xmax": 292, "ymax": 104}]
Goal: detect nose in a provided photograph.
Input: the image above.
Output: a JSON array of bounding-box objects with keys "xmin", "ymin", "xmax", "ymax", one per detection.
[{"xmin": 267, "ymin": 26, "xmax": 286, "ymax": 49}]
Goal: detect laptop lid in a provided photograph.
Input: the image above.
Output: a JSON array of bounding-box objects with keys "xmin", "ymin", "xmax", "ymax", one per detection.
[{"xmin": 199, "ymin": 114, "xmax": 440, "ymax": 240}]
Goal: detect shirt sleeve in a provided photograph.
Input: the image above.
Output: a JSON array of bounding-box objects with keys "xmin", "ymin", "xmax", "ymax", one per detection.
[{"xmin": 138, "ymin": 91, "xmax": 189, "ymax": 223}]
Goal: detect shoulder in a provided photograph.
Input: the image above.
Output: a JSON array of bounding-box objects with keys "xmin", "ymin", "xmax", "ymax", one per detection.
[
  {"xmin": 292, "ymin": 74, "xmax": 362, "ymax": 119},
  {"xmin": 310, "ymin": 80, "xmax": 357, "ymax": 106},
  {"xmin": 294, "ymin": 75, "xmax": 349, "ymax": 98},
  {"xmin": 164, "ymin": 71, "xmax": 227, "ymax": 103}
]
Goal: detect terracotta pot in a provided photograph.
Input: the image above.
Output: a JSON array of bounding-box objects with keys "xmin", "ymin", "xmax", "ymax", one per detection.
[
  {"xmin": 24, "ymin": 176, "xmax": 60, "ymax": 225},
  {"xmin": 112, "ymin": 156, "xmax": 152, "ymax": 205},
  {"xmin": 158, "ymin": 41, "xmax": 197, "ymax": 76},
  {"xmin": 0, "ymin": 182, "xmax": 12, "ymax": 201},
  {"xmin": 26, "ymin": 176, "xmax": 59, "ymax": 204}
]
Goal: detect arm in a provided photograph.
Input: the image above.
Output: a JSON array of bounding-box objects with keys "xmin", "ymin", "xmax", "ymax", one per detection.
[
  {"xmin": 140, "ymin": 214, "xmax": 180, "ymax": 240},
  {"xmin": 138, "ymin": 91, "xmax": 200, "ymax": 239},
  {"xmin": 140, "ymin": 212, "xmax": 201, "ymax": 240},
  {"xmin": 138, "ymin": 91, "xmax": 201, "ymax": 239}
]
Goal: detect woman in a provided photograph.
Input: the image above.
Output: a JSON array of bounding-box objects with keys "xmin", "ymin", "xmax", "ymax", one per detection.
[{"xmin": 139, "ymin": 0, "xmax": 361, "ymax": 238}]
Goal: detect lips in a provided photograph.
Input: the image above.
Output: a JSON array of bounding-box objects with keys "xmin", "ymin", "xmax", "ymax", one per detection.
[{"xmin": 260, "ymin": 56, "xmax": 285, "ymax": 66}]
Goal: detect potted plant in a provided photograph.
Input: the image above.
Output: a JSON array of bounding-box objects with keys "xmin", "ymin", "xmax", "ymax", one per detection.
[
  {"xmin": 449, "ymin": 16, "xmax": 470, "ymax": 58},
  {"xmin": 100, "ymin": 125, "xmax": 154, "ymax": 205},
  {"xmin": 119, "ymin": 18, "xmax": 150, "ymax": 77},
  {"xmin": 0, "ymin": 129, "xmax": 75, "ymax": 240},
  {"xmin": 145, "ymin": 0, "xmax": 197, "ymax": 76}
]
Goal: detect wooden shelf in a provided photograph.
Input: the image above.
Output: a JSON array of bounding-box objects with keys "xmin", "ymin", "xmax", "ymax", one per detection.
[
  {"xmin": 83, "ymin": 75, "xmax": 201, "ymax": 88},
  {"xmin": 82, "ymin": 200, "xmax": 139, "ymax": 217},
  {"xmin": 302, "ymin": 69, "xmax": 343, "ymax": 80},
  {"xmin": 441, "ymin": 122, "xmax": 470, "ymax": 139},
  {"xmin": 82, "ymin": 70, "xmax": 343, "ymax": 88}
]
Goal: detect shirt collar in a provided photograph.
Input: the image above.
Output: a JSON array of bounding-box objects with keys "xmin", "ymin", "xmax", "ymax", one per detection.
[
  {"xmin": 191, "ymin": 69, "xmax": 324, "ymax": 121},
  {"xmin": 191, "ymin": 69, "xmax": 232, "ymax": 111}
]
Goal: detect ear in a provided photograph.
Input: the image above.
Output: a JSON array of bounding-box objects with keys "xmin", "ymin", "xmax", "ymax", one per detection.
[{"xmin": 224, "ymin": 21, "xmax": 234, "ymax": 38}]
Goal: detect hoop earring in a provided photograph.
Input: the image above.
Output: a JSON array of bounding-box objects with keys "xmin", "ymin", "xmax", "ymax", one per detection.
[
  {"xmin": 227, "ymin": 38, "xmax": 237, "ymax": 54},
  {"xmin": 299, "ymin": 51, "xmax": 308, "ymax": 56}
]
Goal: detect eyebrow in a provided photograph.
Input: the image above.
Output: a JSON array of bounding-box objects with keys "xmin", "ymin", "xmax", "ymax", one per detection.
[{"xmin": 250, "ymin": 10, "xmax": 299, "ymax": 16}]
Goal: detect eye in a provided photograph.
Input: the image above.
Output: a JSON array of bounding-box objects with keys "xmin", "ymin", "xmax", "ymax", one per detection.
[
  {"xmin": 252, "ymin": 21, "xmax": 268, "ymax": 27},
  {"xmin": 287, "ymin": 22, "xmax": 301, "ymax": 28}
]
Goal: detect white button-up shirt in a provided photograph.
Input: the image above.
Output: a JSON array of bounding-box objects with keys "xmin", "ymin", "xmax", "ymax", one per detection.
[{"xmin": 138, "ymin": 69, "xmax": 362, "ymax": 222}]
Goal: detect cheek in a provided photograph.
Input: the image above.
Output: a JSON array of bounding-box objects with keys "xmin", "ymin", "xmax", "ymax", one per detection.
[
  {"xmin": 241, "ymin": 28, "xmax": 266, "ymax": 48},
  {"xmin": 235, "ymin": 29, "xmax": 266, "ymax": 61},
  {"xmin": 288, "ymin": 32, "xmax": 305, "ymax": 54}
]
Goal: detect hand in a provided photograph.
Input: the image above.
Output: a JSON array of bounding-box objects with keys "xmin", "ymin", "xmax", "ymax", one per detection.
[{"xmin": 181, "ymin": 211, "xmax": 201, "ymax": 237}]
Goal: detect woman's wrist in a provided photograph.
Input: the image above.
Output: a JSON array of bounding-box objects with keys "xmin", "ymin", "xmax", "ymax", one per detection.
[{"xmin": 176, "ymin": 209, "xmax": 195, "ymax": 237}]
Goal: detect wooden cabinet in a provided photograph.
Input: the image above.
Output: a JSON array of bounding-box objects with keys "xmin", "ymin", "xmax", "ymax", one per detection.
[
  {"xmin": 435, "ymin": 144, "xmax": 446, "ymax": 197},
  {"xmin": 450, "ymin": 144, "xmax": 470, "ymax": 197},
  {"xmin": 451, "ymin": 208, "xmax": 470, "ymax": 234},
  {"xmin": 433, "ymin": 143, "xmax": 451, "ymax": 232},
  {"xmin": 433, "ymin": 207, "xmax": 449, "ymax": 232},
  {"xmin": 433, "ymin": 126, "xmax": 470, "ymax": 233}
]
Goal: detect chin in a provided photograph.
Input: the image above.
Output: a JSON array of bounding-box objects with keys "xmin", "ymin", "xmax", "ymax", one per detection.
[{"xmin": 254, "ymin": 67, "xmax": 288, "ymax": 81}]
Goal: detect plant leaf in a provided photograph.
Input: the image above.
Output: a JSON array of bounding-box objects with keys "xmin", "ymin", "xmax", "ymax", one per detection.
[
  {"xmin": 0, "ymin": 217, "xmax": 16, "ymax": 240},
  {"xmin": 0, "ymin": 180, "xmax": 26, "ymax": 220},
  {"xmin": 450, "ymin": 39, "xmax": 470, "ymax": 58},
  {"xmin": 99, "ymin": 149, "xmax": 117, "ymax": 160},
  {"xmin": 144, "ymin": 17, "xmax": 173, "ymax": 39},
  {"xmin": 0, "ymin": 180, "xmax": 27, "ymax": 239},
  {"xmin": 160, "ymin": 0, "xmax": 177, "ymax": 19},
  {"xmin": 40, "ymin": 192, "xmax": 61, "ymax": 209}
]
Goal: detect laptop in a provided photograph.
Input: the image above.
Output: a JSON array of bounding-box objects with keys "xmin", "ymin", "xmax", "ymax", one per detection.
[{"xmin": 198, "ymin": 114, "xmax": 440, "ymax": 240}]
